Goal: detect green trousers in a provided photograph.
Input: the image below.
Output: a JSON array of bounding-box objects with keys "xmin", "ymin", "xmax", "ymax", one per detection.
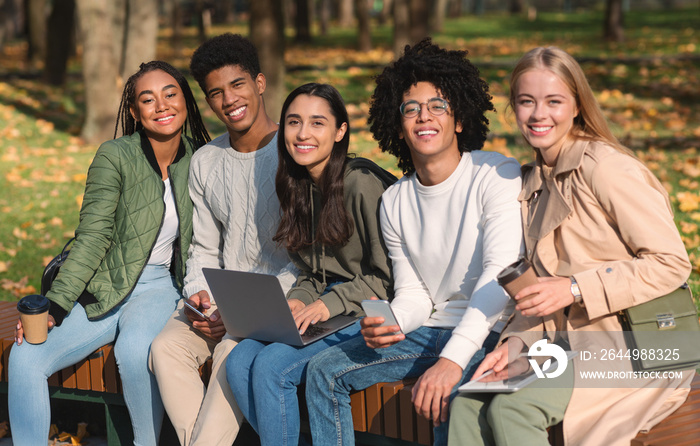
[{"xmin": 448, "ymin": 365, "xmax": 574, "ymax": 446}]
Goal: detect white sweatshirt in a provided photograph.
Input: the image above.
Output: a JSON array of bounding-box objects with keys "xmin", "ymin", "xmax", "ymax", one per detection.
[{"xmin": 380, "ymin": 151, "xmax": 523, "ymax": 369}]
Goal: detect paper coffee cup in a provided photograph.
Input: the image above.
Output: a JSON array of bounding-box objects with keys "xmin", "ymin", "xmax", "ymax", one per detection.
[
  {"xmin": 497, "ymin": 258, "xmax": 539, "ymax": 302},
  {"xmin": 17, "ymin": 294, "xmax": 50, "ymax": 344}
]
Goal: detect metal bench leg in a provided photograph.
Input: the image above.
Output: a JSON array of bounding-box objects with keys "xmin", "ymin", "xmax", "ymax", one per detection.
[{"xmin": 105, "ymin": 403, "xmax": 133, "ymax": 446}]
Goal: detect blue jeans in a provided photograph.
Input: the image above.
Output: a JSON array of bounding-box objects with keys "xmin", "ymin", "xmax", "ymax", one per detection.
[
  {"xmin": 226, "ymin": 321, "xmax": 362, "ymax": 446},
  {"xmin": 8, "ymin": 265, "xmax": 180, "ymax": 446},
  {"xmin": 305, "ymin": 327, "xmax": 500, "ymax": 446}
]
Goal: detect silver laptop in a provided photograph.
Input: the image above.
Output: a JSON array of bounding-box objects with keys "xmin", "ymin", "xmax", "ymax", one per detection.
[
  {"xmin": 458, "ymin": 350, "xmax": 577, "ymax": 393},
  {"xmin": 203, "ymin": 268, "xmax": 358, "ymax": 347}
]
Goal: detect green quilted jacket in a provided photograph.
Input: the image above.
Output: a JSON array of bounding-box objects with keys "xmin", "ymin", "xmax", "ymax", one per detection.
[{"xmin": 46, "ymin": 131, "xmax": 194, "ymax": 325}]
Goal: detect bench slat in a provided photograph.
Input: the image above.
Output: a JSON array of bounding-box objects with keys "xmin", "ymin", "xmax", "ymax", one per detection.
[
  {"xmin": 365, "ymin": 382, "xmax": 383, "ymax": 435},
  {"xmin": 351, "ymin": 389, "xmax": 367, "ymax": 432},
  {"xmin": 382, "ymin": 381, "xmax": 404, "ymax": 439}
]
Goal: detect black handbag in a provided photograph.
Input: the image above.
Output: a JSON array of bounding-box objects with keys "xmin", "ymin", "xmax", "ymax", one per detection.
[
  {"xmin": 618, "ymin": 283, "xmax": 700, "ymax": 372},
  {"xmin": 41, "ymin": 237, "xmax": 75, "ymax": 295}
]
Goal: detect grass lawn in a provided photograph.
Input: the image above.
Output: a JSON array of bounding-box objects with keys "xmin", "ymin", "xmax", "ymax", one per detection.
[{"xmin": 0, "ymin": 7, "xmax": 698, "ymax": 305}]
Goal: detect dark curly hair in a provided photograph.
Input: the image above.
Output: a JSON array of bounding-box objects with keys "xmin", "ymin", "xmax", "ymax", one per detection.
[
  {"xmin": 114, "ymin": 60, "xmax": 210, "ymax": 149},
  {"xmin": 274, "ymin": 83, "xmax": 353, "ymax": 252},
  {"xmin": 368, "ymin": 38, "xmax": 494, "ymax": 175},
  {"xmin": 189, "ymin": 33, "xmax": 261, "ymax": 94}
]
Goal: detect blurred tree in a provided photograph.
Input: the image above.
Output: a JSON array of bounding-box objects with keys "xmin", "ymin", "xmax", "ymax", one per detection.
[
  {"xmin": 26, "ymin": 0, "xmax": 46, "ymax": 65},
  {"xmin": 319, "ymin": 0, "xmax": 330, "ymax": 35},
  {"xmin": 338, "ymin": 0, "xmax": 352, "ymax": 26},
  {"xmin": 392, "ymin": 0, "xmax": 409, "ymax": 56},
  {"xmin": 378, "ymin": 0, "xmax": 392, "ymax": 25},
  {"xmin": 75, "ymin": 0, "xmax": 158, "ymax": 143},
  {"xmin": 509, "ymin": 0, "xmax": 523, "ymax": 14},
  {"xmin": 121, "ymin": 0, "xmax": 158, "ymax": 79},
  {"xmin": 355, "ymin": 0, "xmax": 371, "ymax": 51},
  {"xmin": 45, "ymin": 0, "xmax": 74, "ymax": 86},
  {"xmin": 195, "ymin": 0, "xmax": 211, "ymax": 42},
  {"xmin": 432, "ymin": 0, "xmax": 448, "ymax": 32},
  {"xmin": 409, "ymin": 0, "xmax": 429, "ymax": 43},
  {"xmin": 250, "ymin": 0, "xmax": 285, "ymax": 121},
  {"xmin": 0, "ymin": 0, "xmax": 20, "ymax": 50},
  {"xmin": 604, "ymin": 0, "xmax": 624, "ymax": 42},
  {"xmin": 295, "ymin": 0, "xmax": 311, "ymax": 42},
  {"xmin": 75, "ymin": 0, "xmax": 121, "ymax": 143}
]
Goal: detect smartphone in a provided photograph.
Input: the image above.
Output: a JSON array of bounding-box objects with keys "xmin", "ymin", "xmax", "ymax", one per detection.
[
  {"xmin": 361, "ymin": 300, "xmax": 402, "ymax": 334},
  {"xmin": 183, "ymin": 300, "xmax": 210, "ymax": 320}
]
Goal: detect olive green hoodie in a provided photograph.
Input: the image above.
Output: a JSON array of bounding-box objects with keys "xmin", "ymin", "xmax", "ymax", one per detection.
[{"xmin": 286, "ymin": 157, "xmax": 397, "ymax": 318}]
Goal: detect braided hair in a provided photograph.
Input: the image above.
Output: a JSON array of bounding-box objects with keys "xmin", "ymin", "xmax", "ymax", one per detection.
[
  {"xmin": 114, "ymin": 60, "xmax": 210, "ymax": 149},
  {"xmin": 368, "ymin": 38, "xmax": 494, "ymax": 175}
]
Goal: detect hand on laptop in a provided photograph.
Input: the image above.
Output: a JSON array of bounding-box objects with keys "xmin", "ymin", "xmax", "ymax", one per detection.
[
  {"xmin": 186, "ymin": 291, "xmax": 226, "ymax": 341},
  {"xmin": 470, "ymin": 337, "xmax": 527, "ymax": 382},
  {"xmin": 289, "ymin": 299, "xmax": 330, "ymax": 335}
]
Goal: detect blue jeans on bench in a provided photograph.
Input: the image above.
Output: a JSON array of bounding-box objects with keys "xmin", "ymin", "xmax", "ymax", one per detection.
[
  {"xmin": 226, "ymin": 321, "xmax": 362, "ymax": 446},
  {"xmin": 304, "ymin": 326, "xmax": 500, "ymax": 446},
  {"xmin": 8, "ymin": 264, "xmax": 180, "ymax": 446}
]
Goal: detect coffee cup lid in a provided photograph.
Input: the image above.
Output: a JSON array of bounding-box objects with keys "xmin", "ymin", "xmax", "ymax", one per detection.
[
  {"xmin": 17, "ymin": 294, "xmax": 50, "ymax": 315},
  {"xmin": 497, "ymin": 258, "xmax": 533, "ymax": 286}
]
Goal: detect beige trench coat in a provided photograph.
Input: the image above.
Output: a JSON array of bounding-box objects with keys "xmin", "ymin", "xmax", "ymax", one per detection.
[{"xmin": 504, "ymin": 139, "xmax": 693, "ymax": 446}]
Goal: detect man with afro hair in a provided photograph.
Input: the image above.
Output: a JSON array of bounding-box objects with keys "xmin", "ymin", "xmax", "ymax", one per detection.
[
  {"xmin": 149, "ymin": 33, "xmax": 297, "ymax": 445},
  {"xmin": 304, "ymin": 39, "xmax": 524, "ymax": 444}
]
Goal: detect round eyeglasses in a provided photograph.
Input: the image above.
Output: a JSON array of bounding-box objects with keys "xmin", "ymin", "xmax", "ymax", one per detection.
[{"xmin": 399, "ymin": 97, "xmax": 450, "ymax": 118}]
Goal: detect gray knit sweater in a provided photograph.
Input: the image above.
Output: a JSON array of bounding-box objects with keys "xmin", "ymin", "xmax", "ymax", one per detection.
[{"xmin": 183, "ymin": 132, "xmax": 297, "ymax": 300}]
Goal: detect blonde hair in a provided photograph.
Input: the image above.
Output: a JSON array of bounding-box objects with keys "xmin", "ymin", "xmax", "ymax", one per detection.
[{"xmin": 509, "ymin": 46, "xmax": 633, "ymax": 157}]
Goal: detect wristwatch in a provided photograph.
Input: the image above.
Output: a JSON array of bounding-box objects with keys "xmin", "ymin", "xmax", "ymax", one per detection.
[{"xmin": 570, "ymin": 276, "xmax": 583, "ymax": 305}]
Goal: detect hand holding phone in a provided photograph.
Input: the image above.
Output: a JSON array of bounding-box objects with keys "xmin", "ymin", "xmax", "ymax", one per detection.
[
  {"xmin": 184, "ymin": 300, "xmax": 211, "ymax": 321},
  {"xmin": 361, "ymin": 300, "xmax": 402, "ymax": 335}
]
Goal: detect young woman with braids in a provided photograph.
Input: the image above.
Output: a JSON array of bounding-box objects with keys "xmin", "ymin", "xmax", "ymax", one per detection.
[
  {"xmin": 9, "ymin": 60, "xmax": 210, "ymax": 445},
  {"xmin": 225, "ymin": 83, "xmax": 396, "ymax": 446}
]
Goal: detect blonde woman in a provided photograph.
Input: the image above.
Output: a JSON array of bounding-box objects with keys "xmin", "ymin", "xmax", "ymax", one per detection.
[{"xmin": 449, "ymin": 47, "xmax": 693, "ymax": 446}]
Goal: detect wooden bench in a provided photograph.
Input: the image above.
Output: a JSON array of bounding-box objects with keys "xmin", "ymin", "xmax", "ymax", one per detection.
[{"xmin": 0, "ymin": 299, "xmax": 698, "ymax": 446}]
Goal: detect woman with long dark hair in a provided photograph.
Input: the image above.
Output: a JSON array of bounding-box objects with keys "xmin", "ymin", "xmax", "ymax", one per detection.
[
  {"xmin": 225, "ymin": 83, "xmax": 395, "ymax": 445},
  {"xmin": 9, "ymin": 61, "xmax": 210, "ymax": 445}
]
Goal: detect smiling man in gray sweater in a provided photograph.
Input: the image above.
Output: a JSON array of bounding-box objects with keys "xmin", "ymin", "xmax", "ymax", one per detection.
[{"xmin": 149, "ymin": 34, "xmax": 296, "ymax": 446}]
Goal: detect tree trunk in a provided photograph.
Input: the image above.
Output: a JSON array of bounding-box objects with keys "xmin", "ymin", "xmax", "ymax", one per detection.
[
  {"xmin": 603, "ymin": 0, "xmax": 624, "ymax": 42},
  {"xmin": 432, "ymin": 0, "xmax": 448, "ymax": 33},
  {"xmin": 355, "ymin": 0, "xmax": 371, "ymax": 51},
  {"xmin": 408, "ymin": 0, "xmax": 429, "ymax": 44},
  {"xmin": 45, "ymin": 0, "xmax": 75, "ymax": 86},
  {"xmin": 250, "ymin": 0, "xmax": 285, "ymax": 123},
  {"xmin": 170, "ymin": 0, "xmax": 183, "ymax": 58},
  {"xmin": 473, "ymin": 0, "xmax": 484, "ymax": 15},
  {"xmin": 338, "ymin": 0, "xmax": 353, "ymax": 27},
  {"xmin": 295, "ymin": 0, "xmax": 311, "ymax": 42},
  {"xmin": 195, "ymin": 0, "xmax": 209, "ymax": 42},
  {"xmin": 121, "ymin": 0, "xmax": 158, "ymax": 80},
  {"xmin": 27, "ymin": 0, "xmax": 47, "ymax": 65},
  {"xmin": 75, "ymin": 0, "xmax": 121, "ymax": 143},
  {"xmin": 509, "ymin": 0, "xmax": 523, "ymax": 14},
  {"xmin": 378, "ymin": 0, "xmax": 392, "ymax": 24},
  {"xmin": 448, "ymin": 0, "xmax": 462, "ymax": 17},
  {"xmin": 319, "ymin": 0, "xmax": 330, "ymax": 35},
  {"xmin": 0, "ymin": 0, "xmax": 20, "ymax": 50},
  {"xmin": 392, "ymin": 0, "xmax": 410, "ymax": 57}
]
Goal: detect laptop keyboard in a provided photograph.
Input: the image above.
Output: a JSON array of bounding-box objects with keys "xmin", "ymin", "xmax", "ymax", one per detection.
[{"xmin": 302, "ymin": 324, "xmax": 331, "ymax": 338}]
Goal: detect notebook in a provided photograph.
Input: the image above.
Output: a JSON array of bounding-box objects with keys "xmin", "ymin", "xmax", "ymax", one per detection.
[
  {"xmin": 458, "ymin": 350, "xmax": 578, "ymax": 393},
  {"xmin": 203, "ymin": 268, "xmax": 358, "ymax": 347}
]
